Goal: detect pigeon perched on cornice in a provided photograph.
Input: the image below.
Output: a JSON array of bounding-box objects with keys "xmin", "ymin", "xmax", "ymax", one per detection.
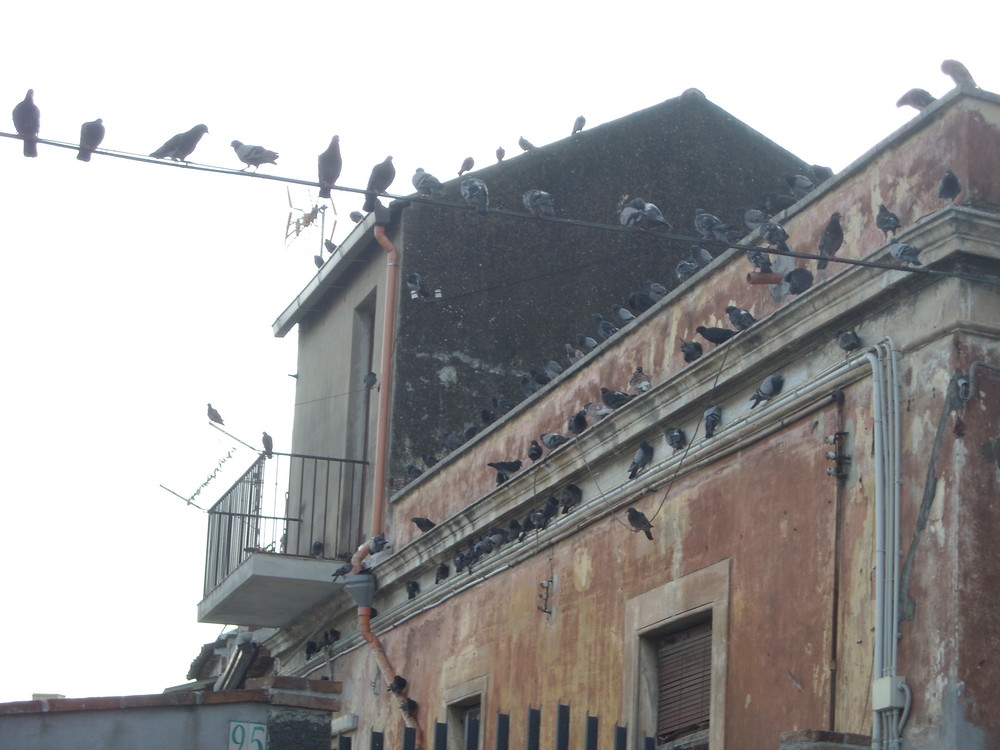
[
  {"xmin": 576, "ymin": 334, "xmax": 598, "ymax": 353},
  {"xmin": 518, "ymin": 136, "xmax": 536, "ymax": 151},
  {"xmin": 941, "ymin": 59, "xmax": 977, "ymax": 88},
  {"xmin": 896, "ymin": 88, "xmax": 937, "ymax": 111},
  {"xmin": 630, "ymin": 367, "xmax": 651, "ymax": 394},
  {"xmin": 412, "ymin": 168, "xmax": 444, "ymax": 197},
  {"xmin": 584, "ymin": 401, "xmax": 613, "ymax": 421},
  {"xmin": 611, "ymin": 304, "xmax": 635, "ymax": 326},
  {"xmin": 876, "ymin": 205, "xmax": 901, "ymax": 237},
  {"xmin": 818, "ymin": 211, "xmax": 844, "ymax": 270},
  {"xmin": 527, "ymin": 440, "xmax": 543, "ymax": 462},
  {"xmin": 12, "ymin": 89, "xmax": 40, "ymax": 157},
  {"xmin": 679, "ymin": 339, "xmax": 703, "ymax": 363},
  {"xmin": 690, "ymin": 245, "xmax": 714, "ymax": 268},
  {"xmin": 572, "ymin": 115, "xmax": 586, "ymax": 135},
  {"xmin": 150, "ymin": 124, "xmax": 208, "ymax": 161},
  {"xmin": 937, "ymin": 169, "xmax": 962, "ymax": 202},
  {"xmin": 693, "ymin": 209, "xmax": 729, "ymax": 242},
  {"xmin": 696, "ymin": 326, "xmax": 736, "ymax": 345},
  {"xmin": 77, "ymin": 118, "xmax": 105, "ymax": 162},
  {"xmin": 836, "ymin": 330, "xmax": 863, "ymax": 354},
  {"xmin": 725, "ymin": 306, "xmax": 756, "ymax": 331},
  {"xmin": 231, "ymin": 141, "xmax": 278, "ymax": 170},
  {"xmin": 458, "ymin": 156, "xmax": 474, "ymax": 176},
  {"xmin": 565, "ymin": 343, "xmax": 584, "ymax": 364},
  {"xmin": 676, "ymin": 260, "xmax": 700, "ymax": 282},
  {"xmin": 740, "ymin": 207, "xmax": 767, "ymax": 232},
  {"xmin": 461, "ymin": 178, "xmax": 489, "ymax": 215},
  {"xmin": 496, "ymin": 146, "xmax": 505, "ymax": 162},
  {"xmin": 593, "ymin": 313, "xmax": 618, "ymax": 341},
  {"xmin": 666, "ymin": 427, "xmax": 687, "ymax": 451},
  {"xmin": 751, "ymin": 375, "xmax": 784, "ymax": 408},
  {"xmin": 782, "ymin": 174, "xmax": 814, "ymax": 199},
  {"xmin": 540, "ymin": 433, "xmax": 568, "ymax": 450},
  {"xmin": 889, "ymin": 239, "xmax": 922, "ymax": 266},
  {"xmin": 363, "ymin": 156, "xmax": 395, "ymax": 212},
  {"xmin": 703, "ymin": 405, "xmax": 722, "ymax": 438},
  {"xmin": 568, "ymin": 410, "xmax": 587, "ymax": 435},
  {"xmin": 318, "ymin": 135, "xmax": 342, "ymax": 199},
  {"xmin": 600, "ymin": 387, "xmax": 633, "ymax": 410},
  {"xmin": 628, "ymin": 441, "xmax": 653, "ymax": 479},
  {"xmin": 412, "ymin": 517, "xmax": 436, "ymax": 533}
]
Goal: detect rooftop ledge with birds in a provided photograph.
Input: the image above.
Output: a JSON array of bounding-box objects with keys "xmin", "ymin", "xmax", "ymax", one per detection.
[{"xmin": 188, "ymin": 81, "xmax": 1000, "ymax": 750}]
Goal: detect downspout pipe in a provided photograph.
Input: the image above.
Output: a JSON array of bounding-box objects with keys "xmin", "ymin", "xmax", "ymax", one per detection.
[{"xmin": 370, "ymin": 222, "xmax": 399, "ymax": 538}]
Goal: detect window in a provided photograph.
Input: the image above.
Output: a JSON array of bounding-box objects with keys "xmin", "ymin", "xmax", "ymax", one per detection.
[
  {"xmin": 655, "ymin": 618, "xmax": 711, "ymax": 749},
  {"xmin": 444, "ymin": 675, "xmax": 487, "ymax": 750}
]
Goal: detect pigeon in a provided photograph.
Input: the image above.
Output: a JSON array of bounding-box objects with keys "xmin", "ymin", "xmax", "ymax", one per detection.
[
  {"xmin": 620, "ymin": 198, "xmax": 672, "ymax": 231},
  {"xmin": 812, "ymin": 165, "xmax": 835, "ymax": 183},
  {"xmin": 938, "ymin": 169, "xmax": 962, "ymax": 202},
  {"xmin": 703, "ymin": 404, "xmax": 722, "ymax": 438},
  {"xmin": 262, "ymin": 431, "xmax": 273, "ymax": 458},
  {"xmin": 464, "ymin": 424, "xmax": 479, "ymax": 441},
  {"xmin": 77, "ymin": 118, "xmax": 105, "ymax": 162},
  {"xmin": 349, "ymin": 211, "xmax": 365, "ymax": 223},
  {"xmin": 560, "ymin": 484, "xmax": 583, "ymax": 513},
  {"xmin": 568, "ymin": 410, "xmax": 588, "ymax": 435},
  {"xmin": 540, "ymin": 433, "xmax": 568, "ymax": 450},
  {"xmin": 584, "ymin": 401, "xmax": 613, "ymax": 421},
  {"xmin": 461, "ymin": 178, "xmax": 489, "ymax": 215},
  {"xmin": 627, "ymin": 441, "xmax": 653, "ymax": 479},
  {"xmin": 676, "ymin": 260, "xmax": 701, "ymax": 282},
  {"xmin": 818, "ymin": 212, "xmax": 844, "ymax": 270},
  {"xmin": 150, "ymin": 124, "xmax": 208, "ymax": 161},
  {"xmin": 207, "ymin": 403, "xmax": 224, "ymax": 425},
  {"xmin": 572, "ymin": 115, "xmax": 586, "ymax": 135},
  {"xmin": 896, "ymin": 88, "xmax": 937, "ymax": 111},
  {"xmin": 531, "ymin": 368, "xmax": 551, "ymax": 386},
  {"xmin": 751, "ymin": 374, "xmax": 784, "ymax": 407},
  {"xmin": 311, "ymin": 541, "xmax": 325, "ymax": 558},
  {"xmin": 317, "ymin": 135, "xmax": 343, "ymax": 199},
  {"xmin": 231, "ymin": 141, "xmax": 278, "ymax": 171},
  {"xmin": 784, "ymin": 267, "xmax": 814, "ymax": 294},
  {"xmin": 518, "ymin": 136, "xmax": 536, "ymax": 151},
  {"xmin": 783, "ymin": 173, "xmax": 815, "ymax": 198},
  {"xmin": 627, "ymin": 508, "xmax": 654, "ymax": 540},
  {"xmin": 696, "ymin": 326, "xmax": 737, "ymax": 345},
  {"xmin": 363, "ymin": 156, "xmax": 395, "ymax": 212},
  {"xmin": 523, "ymin": 190, "xmax": 555, "ymax": 217},
  {"xmin": 593, "ymin": 313, "xmax": 619, "ymax": 340},
  {"xmin": 406, "ymin": 581, "xmax": 420, "ymax": 600},
  {"xmin": 646, "ymin": 281, "xmax": 668, "ymax": 301},
  {"xmin": 679, "ymin": 339, "xmax": 703, "ymax": 363},
  {"xmin": 693, "ymin": 209, "xmax": 730, "ymax": 242},
  {"xmin": 690, "ymin": 245, "xmax": 714, "ymax": 268},
  {"xmin": 313, "ymin": 255, "xmax": 324, "ymax": 268},
  {"xmin": 576, "ymin": 334, "xmax": 599, "ymax": 353},
  {"xmin": 492, "ymin": 396, "xmax": 515, "ymax": 414},
  {"xmin": 889, "ymin": 239, "xmax": 922, "ymax": 266},
  {"xmin": 941, "ymin": 59, "xmax": 977, "ymax": 88},
  {"xmin": 760, "ymin": 221, "xmax": 791, "ymax": 252},
  {"xmin": 764, "ymin": 192, "xmax": 797, "ymax": 214},
  {"xmin": 422, "ymin": 454, "xmax": 439, "ymax": 468},
  {"xmin": 324, "ymin": 239, "xmax": 338, "ymax": 254},
  {"xmin": 488, "ymin": 460, "xmax": 523, "ymax": 483},
  {"xmin": 441, "ymin": 431, "xmax": 463, "ymax": 451},
  {"xmin": 564, "ymin": 343, "xmax": 584, "ymax": 364},
  {"xmin": 543, "ymin": 360, "xmax": 563, "ymax": 380},
  {"xmin": 412, "ymin": 517, "xmax": 436, "ymax": 532},
  {"xmin": 435, "ymin": 563, "xmax": 450, "ymax": 583},
  {"xmin": 363, "ymin": 372, "xmax": 377, "ymax": 390},
  {"xmin": 725, "ymin": 306, "xmax": 756, "ymax": 331},
  {"xmin": 527, "ymin": 440, "xmax": 543, "ymax": 462},
  {"xmin": 740, "ymin": 207, "xmax": 767, "ymax": 231},
  {"xmin": 480, "ymin": 408, "xmax": 496, "ymax": 425},
  {"xmin": 601, "ymin": 387, "xmax": 633, "ymax": 410},
  {"xmin": 628, "ymin": 291, "xmax": 655, "ymax": 313},
  {"xmin": 406, "ymin": 464, "xmax": 423, "ymax": 480},
  {"xmin": 521, "ymin": 375, "xmax": 541, "ymax": 398},
  {"xmin": 496, "ymin": 146, "xmax": 505, "ymax": 162},
  {"xmin": 836, "ymin": 330, "xmax": 862, "ymax": 354},
  {"xmin": 611, "ymin": 304, "xmax": 636, "ymax": 326},
  {"xmin": 745, "ymin": 248, "xmax": 774, "ymax": 274},
  {"xmin": 458, "ymin": 156, "xmax": 474, "ymax": 176},
  {"xmin": 875, "ymin": 204, "xmax": 901, "ymax": 239},
  {"xmin": 12, "ymin": 89, "xmax": 40, "ymax": 157},
  {"xmin": 630, "ymin": 367, "xmax": 652, "ymax": 394},
  {"xmin": 665, "ymin": 427, "xmax": 687, "ymax": 451},
  {"xmin": 412, "ymin": 168, "xmax": 443, "ymax": 197}
]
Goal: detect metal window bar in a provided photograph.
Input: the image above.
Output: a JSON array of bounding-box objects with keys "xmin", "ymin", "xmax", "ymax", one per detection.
[
  {"xmin": 495, "ymin": 712, "xmax": 510, "ymax": 750},
  {"xmin": 584, "ymin": 715, "xmax": 598, "ymax": 750},
  {"xmin": 434, "ymin": 721, "xmax": 448, "ymax": 750},
  {"xmin": 556, "ymin": 704, "xmax": 570, "ymax": 750},
  {"xmin": 203, "ymin": 451, "xmax": 368, "ymax": 596},
  {"xmin": 464, "ymin": 714, "xmax": 480, "ymax": 750},
  {"xmin": 402, "ymin": 726, "xmax": 417, "ymax": 750},
  {"xmin": 614, "ymin": 725, "xmax": 627, "ymax": 750},
  {"xmin": 371, "ymin": 730, "xmax": 384, "ymax": 750},
  {"xmin": 338, "ymin": 736, "xmax": 353, "ymax": 750},
  {"xmin": 526, "ymin": 708, "xmax": 541, "ymax": 750}
]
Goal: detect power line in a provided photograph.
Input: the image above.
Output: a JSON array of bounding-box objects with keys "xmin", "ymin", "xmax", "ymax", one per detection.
[{"xmin": 3, "ymin": 130, "xmax": 996, "ymax": 288}]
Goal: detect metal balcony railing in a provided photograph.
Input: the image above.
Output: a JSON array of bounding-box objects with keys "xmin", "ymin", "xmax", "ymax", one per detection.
[{"xmin": 203, "ymin": 451, "xmax": 368, "ymax": 597}]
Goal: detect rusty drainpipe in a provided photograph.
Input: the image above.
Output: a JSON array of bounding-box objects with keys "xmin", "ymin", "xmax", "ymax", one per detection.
[{"xmin": 352, "ymin": 221, "xmax": 424, "ymax": 748}]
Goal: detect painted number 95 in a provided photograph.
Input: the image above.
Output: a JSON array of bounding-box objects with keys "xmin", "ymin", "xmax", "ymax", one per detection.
[{"xmin": 230, "ymin": 720, "xmax": 267, "ymax": 750}]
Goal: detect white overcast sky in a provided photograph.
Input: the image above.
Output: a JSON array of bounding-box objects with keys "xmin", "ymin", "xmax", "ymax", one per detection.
[{"xmin": 0, "ymin": 0, "xmax": 993, "ymax": 703}]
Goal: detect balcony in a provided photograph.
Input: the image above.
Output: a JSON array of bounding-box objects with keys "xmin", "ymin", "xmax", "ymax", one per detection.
[{"xmin": 197, "ymin": 452, "xmax": 367, "ymax": 627}]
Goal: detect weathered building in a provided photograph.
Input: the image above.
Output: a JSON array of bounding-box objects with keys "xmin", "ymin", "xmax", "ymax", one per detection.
[{"xmin": 194, "ymin": 85, "xmax": 1000, "ymax": 750}]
